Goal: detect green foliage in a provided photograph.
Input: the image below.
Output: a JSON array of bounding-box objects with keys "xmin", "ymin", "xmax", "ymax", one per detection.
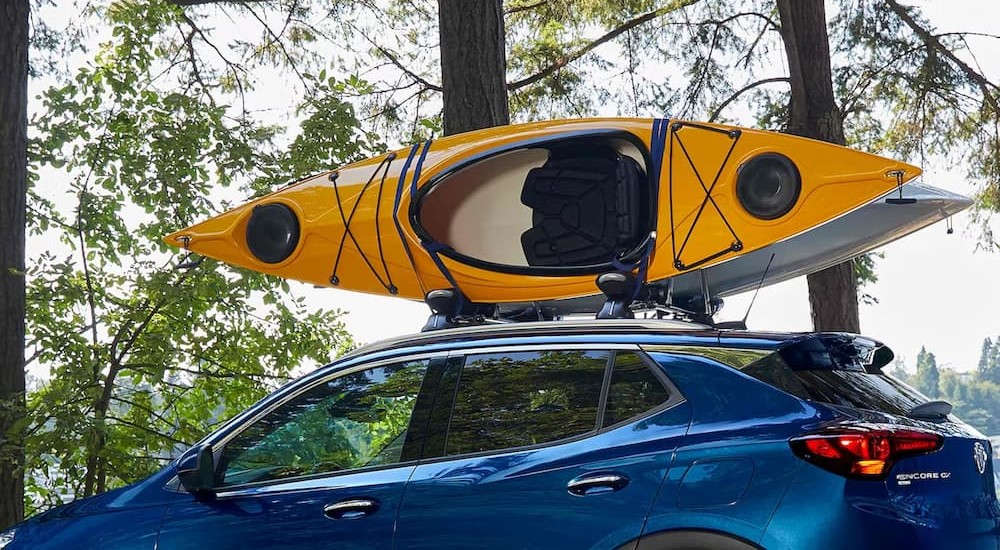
[
  {"xmin": 978, "ymin": 337, "xmax": 1000, "ymax": 385},
  {"xmin": 853, "ymin": 252, "xmax": 882, "ymax": 305},
  {"xmin": 24, "ymin": 0, "xmax": 370, "ymax": 512},
  {"xmin": 913, "ymin": 345, "xmax": 940, "ymax": 396},
  {"xmin": 20, "ymin": 0, "xmax": 1000, "ymax": 514},
  {"xmin": 221, "ymin": 361, "xmax": 426, "ymax": 484},
  {"xmin": 894, "ymin": 340, "xmax": 1000, "ymax": 435},
  {"xmin": 446, "ymin": 351, "xmax": 608, "ymax": 455}
]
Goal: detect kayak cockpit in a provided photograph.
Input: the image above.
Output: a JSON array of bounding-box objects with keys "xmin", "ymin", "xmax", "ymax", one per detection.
[{"xmin": 414, "ymin": 135, "xmax": 655, "ymax": 275}]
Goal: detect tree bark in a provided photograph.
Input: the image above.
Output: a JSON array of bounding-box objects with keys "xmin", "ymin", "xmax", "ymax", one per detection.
[
  {"xmin": 776, "ymin": 0, "xmax": 860, "ymax": 333},
  {"xmin": 438, "ymin": 0, "xmax": 510, "ymax": 135},
  {"xmin": 0, "ymin": 0, "xmax": 29, "ymax": 530}
]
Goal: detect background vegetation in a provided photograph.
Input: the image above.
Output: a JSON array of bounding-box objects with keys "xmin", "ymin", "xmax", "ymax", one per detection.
[
  {"xmin": 1, "ymin": 0, "xmax": 999, "ymax": 528},
  {"xmin": 892, "ymin": 338, "xmax": 1000, "ymax": 436}
]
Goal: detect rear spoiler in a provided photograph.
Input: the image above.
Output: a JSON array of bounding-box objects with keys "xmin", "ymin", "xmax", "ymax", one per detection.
[{"xmin": 776, "ymin": 333, "xmax": 894, "ymax": 373}]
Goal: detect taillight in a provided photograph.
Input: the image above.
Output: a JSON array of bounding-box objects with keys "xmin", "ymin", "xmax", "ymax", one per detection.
[{"xmin": 789, "ymin": 424, "xmax": 943, "ymax": 479}]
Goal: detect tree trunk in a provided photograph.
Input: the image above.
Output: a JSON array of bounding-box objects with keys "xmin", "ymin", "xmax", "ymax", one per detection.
[
  {"xmin": 438, "ymin": 0, "xmax": 510, "ymax": 135},
  {"xmin": 776, "ymin": 0, "xmax": 860, "ymax": 333},
  {"xmin": 0, "ymin": 0, "xmax": 29, "ymax": 530}
]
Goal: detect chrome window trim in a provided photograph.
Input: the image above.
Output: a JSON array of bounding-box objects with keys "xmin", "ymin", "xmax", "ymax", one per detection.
[
  {"xmin": 191, "ymin": 344, "xmax": 646, "ymax": 494},
  {"xmin": 211, "ymin": 346, "xmax": 634, "ymax": 496},
  {"xmin": 445, "ymin": 342, "xmax": 640, "ymax": 357},
  {"xmin": 213, "ymin": 461, "xmax": 418, "ymax": 500}
]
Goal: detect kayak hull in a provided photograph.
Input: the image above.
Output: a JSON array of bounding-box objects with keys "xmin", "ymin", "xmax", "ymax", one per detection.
[
  {"xmin": 538, "ymin": 181, "xmax": 973, "ymax": 316},
  {"xmin": 166, "ymin": 118, "xmax": 920, "ymax": 303}
]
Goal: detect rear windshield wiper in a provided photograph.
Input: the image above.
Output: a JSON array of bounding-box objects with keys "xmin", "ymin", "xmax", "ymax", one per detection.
[{"xmin": 907, "ymin": 400, "xmax": 953, "ymax": 420}]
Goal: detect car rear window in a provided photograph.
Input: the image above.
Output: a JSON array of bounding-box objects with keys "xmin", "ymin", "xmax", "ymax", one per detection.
[
  {"xmin": 603, "ymin": 352, "xmax": 672, "ymax": 427},
  {"xmin": 738, "ymin": 339, "xmax": 929, "ymax": 416}
]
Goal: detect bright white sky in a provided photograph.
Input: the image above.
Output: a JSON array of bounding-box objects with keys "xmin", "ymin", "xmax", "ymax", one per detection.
[
  {"xmin": 294, "ymin": 0, "xmax": 1000, "ymax": 373},
  {"xmin": 27, "ymin": 0, "xmax": 1000, "ymax": 375}
]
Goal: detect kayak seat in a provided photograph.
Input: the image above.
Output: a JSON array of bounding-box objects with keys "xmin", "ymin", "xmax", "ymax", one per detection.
[{"xmin": 520, "ymin": 153, "xmax": 645, "ymax": 267}]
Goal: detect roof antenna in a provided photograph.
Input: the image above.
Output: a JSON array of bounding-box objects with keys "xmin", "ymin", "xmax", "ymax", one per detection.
[{"xmin": 715, "ymin": 252, "xmax": 775, "ymax": 330}]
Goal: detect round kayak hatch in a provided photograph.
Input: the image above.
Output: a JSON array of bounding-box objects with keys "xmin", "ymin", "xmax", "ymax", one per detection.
[
  {"xmin": 246, "ymin": 203, "xmax": 300, "ymax": 264},
  {"xmin": 736, "ymin": 153, "xmax": 801, "ymax": 220}
]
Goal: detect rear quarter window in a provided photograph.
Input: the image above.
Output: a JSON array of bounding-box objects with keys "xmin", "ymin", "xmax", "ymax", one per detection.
[{"xmin": 740, "ymin": 352, "xmax": 929, "ymax": 416}]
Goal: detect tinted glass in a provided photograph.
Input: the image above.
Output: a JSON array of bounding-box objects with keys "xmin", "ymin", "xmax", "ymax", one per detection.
[
  {"xmin": 741, "ymin": 353, "xmax": 927, "ymax": 416},
  {"xmin": 219, "ymin": 360, "xmax": 429, "ymax": 486},
  {"xmin": 445, "ymin": 350, "xmax": 609, "ymax": 455},
  {"xmin": 603, "ymin": 352, "xmax": 671, "ymax": 426}
]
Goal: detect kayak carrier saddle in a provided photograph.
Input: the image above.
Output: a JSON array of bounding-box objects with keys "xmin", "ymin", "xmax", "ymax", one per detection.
[
  {"xmin": 420, "ymin": 271, "xmax": 725, "ymax": 332},
  {"xmin": 421, "ymin": 288, "xmax": 560, "ymax": 332}
]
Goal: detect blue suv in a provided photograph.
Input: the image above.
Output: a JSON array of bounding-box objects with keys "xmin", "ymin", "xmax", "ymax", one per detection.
[{"xmin": 4, "ymin": 320, "xmax": 999, "ymax": 549}]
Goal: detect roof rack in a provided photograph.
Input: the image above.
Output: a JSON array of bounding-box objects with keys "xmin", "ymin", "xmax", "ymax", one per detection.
[
  {"xmin": 419, "ymin": 271, "xmax": 730, "ymax": 333},
  {"xmin": 345, "ymin": 317, "xmax": 712, "ymax": 362}
]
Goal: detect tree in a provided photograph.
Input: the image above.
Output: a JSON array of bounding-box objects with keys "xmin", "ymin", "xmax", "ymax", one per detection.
[
  {"xmin": 0, "ymin": 0, "xmax": 29, "ymax": 531},
  {"xmin": 977, "ymin": 336, "xmax": 1000, "ymax": 384},
  {"xmin": 22, "ymin": 1, "xmax": 362, "ymax": 512},
  {"xmin": 914, "ymin": 345, "xmax": 940, "ymax": 397},
  {"xmin": 887, "ymin": 357, "xmax": 908, "ymax": 381},
  {"xmin": 775, "ymin": 0, "xmax": 858, "ymax": 332},
  {"xmin": 341, "ymin": 0, "xmax": 1000, "ymax": 331},
  {"xmin": 438, "ymin": 0, "xmax": 509, "ymax": 135},
  {"xmin": 16, "ymin": 0, "xmax": 1000, "ymax": 514}
]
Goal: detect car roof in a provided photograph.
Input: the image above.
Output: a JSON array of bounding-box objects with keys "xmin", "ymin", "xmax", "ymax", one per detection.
[{"xmin": 341, "ymin": 318, "xmax": 804, "ymax": 362}]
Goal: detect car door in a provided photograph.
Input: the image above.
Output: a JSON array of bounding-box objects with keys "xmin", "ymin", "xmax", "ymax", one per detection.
[
  {"xmin": 394, "ymin": 346, "xmax": 692, "ymax": 549},
  {"xmin": 158, "ymin": 355, "xmax": 443, "ymax": 549}
]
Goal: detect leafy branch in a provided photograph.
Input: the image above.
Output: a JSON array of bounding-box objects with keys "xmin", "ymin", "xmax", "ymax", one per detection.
[
  {"xmin": 508, "ymin": 0, "xmax": 703, "ymax": 91},
  {"xmin": 885, "ymin": 0, "xmax": 1000, "ymax": 114}
]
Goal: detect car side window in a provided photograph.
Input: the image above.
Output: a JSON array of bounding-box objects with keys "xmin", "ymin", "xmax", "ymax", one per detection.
[
  {"xmin": 218, "ymin": 359, "xmax": 430, "ymax": 487},
  {"xmin": 603, "ymin": 352, "xmax": 672, "ymax": 427},
  {"xmin": 444, "ymin": 350, "xmax": 609, "ymax": 456}
]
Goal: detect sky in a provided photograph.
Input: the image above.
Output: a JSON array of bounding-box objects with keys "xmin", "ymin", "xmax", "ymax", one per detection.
[
  {"xmin": 25, "ymin": 0, "xmax": 1000, "ymax": 376},
  {"xmin": 287, "ymin": 0, "xmax": 1000, "ymax": 373},
  {"xmin": 299, "ymin": 200, "xmax": 999, "ymax": 372}
]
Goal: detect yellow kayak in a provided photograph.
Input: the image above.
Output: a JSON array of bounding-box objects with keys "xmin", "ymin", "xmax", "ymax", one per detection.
[{"xmin": 164, "ymin": 118, "xmax": 919, "ymax": 303}]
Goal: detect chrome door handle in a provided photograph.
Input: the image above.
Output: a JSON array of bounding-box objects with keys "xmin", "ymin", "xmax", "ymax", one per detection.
[
  {"xmin": 323, "ymin": 498, "xmax": 380, "ymax": 520},
  {"xmin": 567, "ymin": 473, "xmax": 630, "ymax": 496}
]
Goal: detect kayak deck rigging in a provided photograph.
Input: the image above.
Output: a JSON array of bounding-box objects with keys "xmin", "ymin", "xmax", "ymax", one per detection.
[
  {"xmin": 668, "ymin": 121, "xmax": 745, "ymax": 270},
  {"xmin": 329, "ymin": 152, "xmax": 400, "ymax": 295}
]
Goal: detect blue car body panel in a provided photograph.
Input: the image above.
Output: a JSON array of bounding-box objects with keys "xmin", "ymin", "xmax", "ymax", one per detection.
[
  {"xmin": 641, "ymin": 352, "xmax": 818, "ymax": 546},
  {"xmin": 394, "ymin": 401, "xmax": 692, "ymax": 549},
  {"xmin": 157, "ymin": 464, "xmax": 413, "ymax": 549},
  {"xmin": 10, "ymin": 468, "xmax": 177, "ymax": 549},
  {"xmin": 7, "ymin": 327, "xmax": 999, "ymax": 550}
]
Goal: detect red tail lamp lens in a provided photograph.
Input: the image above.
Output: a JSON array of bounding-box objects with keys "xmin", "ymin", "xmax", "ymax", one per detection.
[{"xmin": 790, "ymin": 426, "xmax": 942, "ymax": 479}]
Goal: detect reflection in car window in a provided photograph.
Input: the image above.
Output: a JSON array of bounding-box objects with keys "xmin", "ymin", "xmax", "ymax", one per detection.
[
  {"xmin": 445, "ymin": 350, "xmax": 608, "ymax": 456},
  {"xmin": 740, "ymin": 353, "xmax": 927, "ymax": 416},
  {"xmin": 219, "ymin": 360, "xmax": 429, "ymax": 486},
  {"xmin": 603, "ymin": 352, "xmax": 671, "ymax": 427}
]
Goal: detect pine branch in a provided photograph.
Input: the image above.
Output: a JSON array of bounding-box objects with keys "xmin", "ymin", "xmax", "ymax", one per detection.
[
  {"xmin": 353, "ymin": 25, "xmax": 443, "ymax": 93},
  {"xmin": 885, "ymin": 0, "xmax": 1000, "ymax": 114},
  {"xmin": 508, "ymin": 0, "xmax": 702, "ymax": 91},
  {"xmin": 505, "ymin": 0, "xmax": 547, "ymax": 16},
  {"xmin": 709, "ymin": 77, "xmax": 790, "ymax": 122},
  {"xmin": 243, "ymin": 2, "xmax": 307, "ymax": 86},
  {"xmin": 106, "ymin": 416, "xmax": 189, "ymax": 446},
  {"xmin": 170, "ymin": 0, "xmax": 272, "ymax": 5}
]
